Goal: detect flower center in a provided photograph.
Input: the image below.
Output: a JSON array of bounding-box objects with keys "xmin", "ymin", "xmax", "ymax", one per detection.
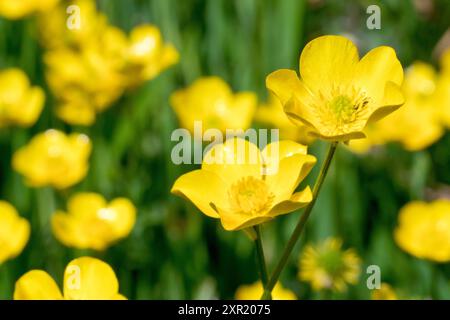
[
  {"xmin": 329, "ymin": 95, "xmax": 355, "ymax": 122},
  {"xmin": 228, "ymin": 176, "xmax": 274, "ymax": 215},
  {"xmin": 314, "ymin": 86, "xmax": 371, "ymax": 135}
]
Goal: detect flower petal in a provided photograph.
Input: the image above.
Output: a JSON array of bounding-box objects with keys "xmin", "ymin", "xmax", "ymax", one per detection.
[
  {"xmin": 268, "ymin": 186, "xmax": 312, "ymax": 217},
  {"xmin": 216, "ymin": 207, "xmax": 272, "ymax": 231},
  {"xmin": 63, "ymin": 257, "xmax": 119, "ymax": 300},
  {"xmin": 367, "ymin": 81, "xmax": 405, "ymax": 123},
  {"xmin": 68, "ymin": 193, "xmax": 106, "ymax": 219},
  {"xmin": 202, "ymin": 137, "xmax": 263, "ymax": 184},
  {"xmin": 299, "ymin": 35, "xmax": 359, "ymax": 93},
  {"xmin": 14, "ymin": 270, "xmax": 63, "ymax": 300},
  {"xmin": 266, "ymin": 69, "xmax": 307, "ymax": 105},
  {"xmin": 265, "ymin": 153, "xmax": 316, "ymax": 204},
  {"xmin": 171, "ymin": 169, "xmax": 228, "ymax": 218},
  {"xmin": 354, "ymin": 46, "xmax": 403, "ymax": 104},
  {"xmin": 108, "ymin": 198, "xmax": 136, "ymax": 238}
]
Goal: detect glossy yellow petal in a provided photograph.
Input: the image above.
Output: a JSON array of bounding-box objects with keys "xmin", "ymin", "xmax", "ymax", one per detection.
[
  {"xmin": 171, "ymin": 170, "xmax": 228, "ymax": 218},
  {"xmin": 51, "ymin": 211, "xmax": 81, "ymax": 248},
  {"xmin": 265, "ymin": 153, "xmax": 316, "ymax": 204},
  {"xmin": 217, "ymin": 208, "xmax": 272, "ymax": 231},
  {"xmin": 14, "ymin": 270, "xmax": 63, "ymax": 300},
  {"xmin": 268, "ymin": 186, "xmax": 313, "ymax": 217},
  {"xmin": 114, "ymin": 294, "xmax": 128, "ymax": 300},
  {"xmin": 202, "ymin": 138, "xmax": 263, "ymax": 185},
  {"xmin": 63, "ymin": 257, "xmax": 120, "ymax": 300},
  {"xmin": 299, "ymin": 35, "xmax": 359, "ymax": 93},
  {"xmin": 67, "ymin": 193, "xmax": 106, "ymax": 219},
  {"xmin": 367, "ymin": 81, "xmax": 405, "ymax": 123},
  {"xmin": 261, "ymin": 140, "xmax": 309, "ymax": 176},
  {"xmin": 354, "ymin": 46, "xmax": 404, "ymax": 104},
  {"xmin": 266, "ymin": 69, "xmax": 307, "ymax": 105},
  {"xmin": 107, "ymin": 198, "xmax": 136, "ymax": 238}
]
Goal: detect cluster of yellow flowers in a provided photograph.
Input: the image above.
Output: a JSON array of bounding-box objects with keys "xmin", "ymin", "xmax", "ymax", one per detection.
[
  {"xmin": 350, "ymin": 52, "xmax": 450, "ymax": 153},
  {"xmin": 39, "ymin": 0, "xmax": 178, "ymax": 125}
]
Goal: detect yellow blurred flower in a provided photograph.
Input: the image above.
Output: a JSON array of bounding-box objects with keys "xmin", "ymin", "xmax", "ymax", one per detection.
[
  {"xmin": 235, "ymin": 281, "xmax": 296, "ymax": 300},
  {"xmin": 348, "ymin": 62, "xmax": 445, "ymax": 153},
  {"xmin": 12, "ymin": 129, "xmax": 91, "ymax": 189},
  {"xmin": 52, "ymin": 193, "xmax": 136, "ymax": 251},
  {"xmin": 255, "ymin": 94, "xmax": 315, "ymax": 145},
  {"xmin": 394, "ymin": 199, "xmax": 450, "ymax": 263},
  {"xmin": 0, "ymin": 68, "xmax": 45, "ymax": 128},
  {"xmin": 267, "ymin": 35, "xmax": 404, "ymax": 141},
  {"xmin": 371, "ymin": 283, "xmax": 398, "ymax": 300},
  {"xmin": 14, "ymin": 257, "xmax": 126, "ymax": 300},
  {"xmin": 39, "ymin": 0, "xmax": 177, "ymax": 125},
  {"xmin": 125, "ymin": 24, "xmax": 179, "ymax": 86},
  {"xmin": 0, "ymin": 201, "xmax": 30, "ymax": 265},
  {"xmin": 299, "ymin": 237, "xmax": 361, "ymax": 292},
  {"xmin": 442, "ymin": 48, "xmax": 450, "ymax": 74},
  {"xmin": 0, "ymin": 0, "xmax": 59, "ymax": 19},
  {"xmin": 170, "ymin": 77, "xmax": 257, "ymax": 133},
  {"xmin": 172, "ymin": 138, "xmax": 316, "ymax": 231}
]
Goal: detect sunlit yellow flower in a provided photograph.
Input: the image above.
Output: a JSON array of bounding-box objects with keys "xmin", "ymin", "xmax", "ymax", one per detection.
[
  {"xmin": 267, "ymin": 35, "xmax": 404, "ymax": 141},
  {"xmin": 170, "ymin": 77, "xmax": 257, "ymax": 134},
  {"xmin": 394, "ymin": 199, "xmax": 450, "ymax": 263},
  {"xmin": 0, "ymin": 69, "xmax": 45, "ymax": 128},
  {"xmin": 255, "ymin": 94, "xmax": 315, "ymax": 145},
  {"xmin": 0, "ymin": 0, "xmax": 59, "ymax": 19},
  {"xmin": 172, "ymin": 138, "xmax": 316, "ymax": 231},
  {"xmin": 125, "ymin": 24, "xmax": 179, "ymax": 86},
  {"xmin": 0, "ymin": 201, "xmax": 30, "ymax": 265},
  {"xmin": 14, "ymin": 257, "xmax": 126, "ymax": 300},
  {"xmin": 371, "ymin": 283, "xmax": 398, "ymax": 300},
  {"xmin": 348, "ymin": 62, "xmax": 444, "ymax": 152},
  {"xmin": 235, "ymin": 281, "xmax": 296, "ymax": 300},
  {"xmin": 299, "ymin": 237, "xmax": 361, "ymax": 292},
  {"xmin": 52, "ymin": 193, "xmax": 136, "ymax": 251},
  {"xmin": 12, "ymin": 129, "xmax": 91, "ymax": 189}
]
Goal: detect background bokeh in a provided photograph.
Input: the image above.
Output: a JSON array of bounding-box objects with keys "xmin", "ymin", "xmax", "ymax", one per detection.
[{"xmin": 0, "ymin": 0, "xmax": 450, "ymax": 300}]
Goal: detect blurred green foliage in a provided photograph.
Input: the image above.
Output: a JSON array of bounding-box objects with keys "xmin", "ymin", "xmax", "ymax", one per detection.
[{"xmin": 0, "ymin": 0, "xmax": 450, "ymax": 300}]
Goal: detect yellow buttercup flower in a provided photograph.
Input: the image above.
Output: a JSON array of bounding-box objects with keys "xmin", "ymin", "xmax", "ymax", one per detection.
[
  {"xmin": 394, "ymin": 199, "xmax": 450, "ymax": 263},
  {"xmin": 371, "ymin": 283, "xmax": 398, "ymax": 300},
  {"xmin": 14, "ymin": 257, "xmax": 126, "ymax": 300},
  {"xmin": 172, "ymin": 138, "xmax": 316, "ymax": 231},
  {"xmin": 170, "ymin": 77, "xmax": 257, "ymax": 134},
  {"xmin": 52, "ymin": 193, "xmax": 136, "ymax": 251},
  {"xmin": 0, "ymin": 0, "xmax": 59, "ymax": 19},
  {"xmin": 255, "ymin": 94, "xmax": 315, "ymax": 145},
  {"xmin": 0, "ymin": 69, "xmax": 45, "ymax": 128},
  {"xmin": 299, "ymin": 237, "xmax": 361, "ymax": 292},
  {"xmin": 235, "ymin": 281, "xmax": 296, "ymax": 300},
  {"xmin": 267, "ymin": 35, "xmax": 404, "ymax": 141},
  {"xmin": 348, "ymin": 62, "xmax": 444, "ymax": 152},
  {"xmin": 0, "ymin": 201, "xmax": 30, "ymax": 265},
  {"xmin": 12, "ymin": 129, "xmax": 91, "ymax": 189},
  {"xmin": 125, "ymin": 24, "xmax": 179, "ymax": 86}
]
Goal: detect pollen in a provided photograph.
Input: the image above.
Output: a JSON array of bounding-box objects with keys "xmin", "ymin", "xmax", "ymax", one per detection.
[
  {"xmin": 314, "ymin": 86, "xmax": 371, "ymax": 135},
  {"xmin": 228, "ymin": 176, "xmax": 274, "ymax": 215}
]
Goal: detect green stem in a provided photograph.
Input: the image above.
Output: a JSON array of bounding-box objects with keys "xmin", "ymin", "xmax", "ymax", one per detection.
[
  {"xmin": 261, "ymin": 141, "xmax": 338, "ymax": 300},
  {"xmin": 254, "ymin": 226, "xmax": 269, "ymax": 288}
]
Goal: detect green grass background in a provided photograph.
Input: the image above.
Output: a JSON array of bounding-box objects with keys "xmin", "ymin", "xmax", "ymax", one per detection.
[{"xmin": 0, "ymin": 0, "xmax": 450, "ymax": 299}]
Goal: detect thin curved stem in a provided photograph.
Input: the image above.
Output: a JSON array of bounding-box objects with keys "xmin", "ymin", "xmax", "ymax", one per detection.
[
  {"xmin": 254, "ymin": 225, "xmax": 271, "ymax": 299},
  {"xmin": 261, "ymin": 141, "xmax": 338, "ymax": 300}
]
